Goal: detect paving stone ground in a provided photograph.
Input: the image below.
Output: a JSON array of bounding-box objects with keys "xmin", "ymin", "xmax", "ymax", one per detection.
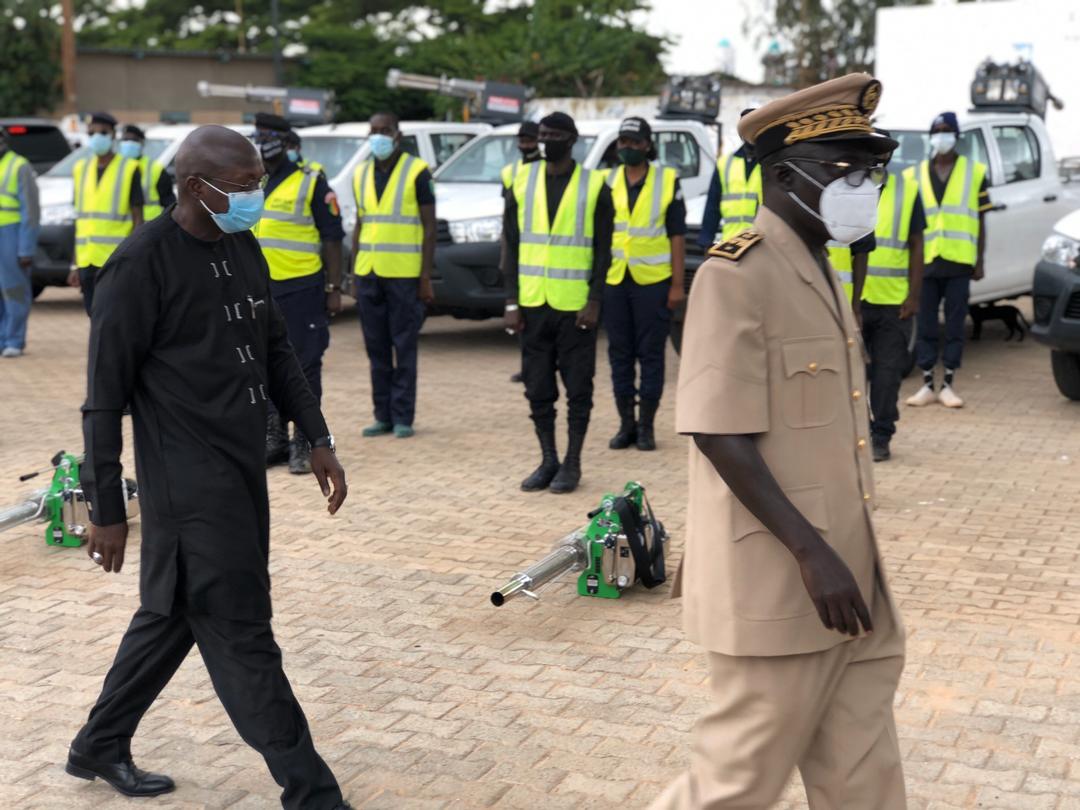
[{"xmin": 1, "ymin": 288, "xmax": 1079, "ymax": 810}]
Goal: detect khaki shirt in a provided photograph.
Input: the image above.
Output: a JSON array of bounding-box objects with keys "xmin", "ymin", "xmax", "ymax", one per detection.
[{"xmin": 673, "ymin": 206, "xmax": 897, "ymax": 657}]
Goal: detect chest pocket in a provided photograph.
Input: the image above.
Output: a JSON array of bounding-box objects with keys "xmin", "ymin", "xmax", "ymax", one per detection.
[{"xmin": 780, "ymin": 336, "xmax": 842, "ymax": 429}]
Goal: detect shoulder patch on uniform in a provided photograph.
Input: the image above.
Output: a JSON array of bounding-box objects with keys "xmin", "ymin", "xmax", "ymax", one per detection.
[{"xmin": 707, "ymin": 229, "xmax": 764, "ymax": 261}]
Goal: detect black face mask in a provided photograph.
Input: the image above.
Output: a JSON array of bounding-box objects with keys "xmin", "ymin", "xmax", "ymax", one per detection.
[
  {"xmin": 541, "ymin": 139, "xmax": 571, "ymax": 162},
  {"xmin": 618, "ymin": 147, "xmax": 648, "ymax": 166},
  {"xmin": 519, "ymin": 146, "xmax": 541, "ymax": 162}
]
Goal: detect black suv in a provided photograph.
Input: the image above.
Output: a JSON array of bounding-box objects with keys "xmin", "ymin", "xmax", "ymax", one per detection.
[
  {"xmin": 1, "ymin": 118, "xmax": 71, "ymax": 174},
  {"xmin": 1031, "ymin": 221, "xmax": 1080, "ymax": 399}
]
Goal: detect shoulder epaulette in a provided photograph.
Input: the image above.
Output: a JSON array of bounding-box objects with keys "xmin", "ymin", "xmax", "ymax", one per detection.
[{"xmin": 707, "ymin": 229, "xmax": 764, "ymax": 262}]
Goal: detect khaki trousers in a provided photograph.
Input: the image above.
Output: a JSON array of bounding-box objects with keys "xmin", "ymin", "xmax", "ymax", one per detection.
[{"xmin": 650, "ymin": 586, "xmax": 906, "ymax": 810}]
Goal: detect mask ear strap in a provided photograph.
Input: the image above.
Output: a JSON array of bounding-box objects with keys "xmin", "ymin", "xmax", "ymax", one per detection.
[
  {"xmin": 782, "ymin": 161, "xmax": 827, "ymax": 225},
  {"xmin": 784, "ymin": 160, "xmax": 826, "ymax": 191}
]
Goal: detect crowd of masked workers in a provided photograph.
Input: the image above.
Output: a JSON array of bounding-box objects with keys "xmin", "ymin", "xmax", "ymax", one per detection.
[{"xmin": 0, "ymin": 103, "xmax": 987, "ymax": 479}]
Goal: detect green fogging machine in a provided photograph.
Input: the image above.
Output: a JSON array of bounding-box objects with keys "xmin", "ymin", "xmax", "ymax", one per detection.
[
  {"xmin": 491, "ymin": 482, "xmax": 667, "ymax": 606},
  {"xmin": 0, "ymin": 450, "xmax": 138, "ymax": 547}
]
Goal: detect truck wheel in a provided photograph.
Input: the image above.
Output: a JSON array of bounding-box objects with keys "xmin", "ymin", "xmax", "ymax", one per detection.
[
  {"xmin": 32, "ymin": 283, "xmax": 45, "ymax": 299},
  {"xmin": 1051, "ymin": 351, "xmax": 1080, "ymax": 401}
]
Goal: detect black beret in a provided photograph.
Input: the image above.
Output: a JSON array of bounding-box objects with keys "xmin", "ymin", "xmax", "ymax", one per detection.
[
  {"xmin": 517, "ymin": 121, "xmax": 540, "ymax": 139},
  {"xmin": 539, "ymin": 112, "xmax": 577, "ymax": 136},
  {"xmin": 87, "ymin": 112, "xmax": 117, "ymax": 128},
  {"xmin": 123, "ymin": 124, "xmax": 146, "ymax": 141},
  {"xmin": 254, "ymin": 112, "xmax": 292, "ymax": 133}
]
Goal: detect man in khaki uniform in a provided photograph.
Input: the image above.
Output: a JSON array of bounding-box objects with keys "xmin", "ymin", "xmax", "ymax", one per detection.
[{"xmin": 651, "ymin": 74, "xmax": 907, "ymax": 810}]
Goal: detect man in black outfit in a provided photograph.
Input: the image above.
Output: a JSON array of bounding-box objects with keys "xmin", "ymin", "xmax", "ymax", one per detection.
[
  {"xmin": 67, "ymin": 126, "xmax": 352, "ymax": 810},
  {"xmin": 503, "ymin": 111, "xmax": 614, "ymax": 494}
]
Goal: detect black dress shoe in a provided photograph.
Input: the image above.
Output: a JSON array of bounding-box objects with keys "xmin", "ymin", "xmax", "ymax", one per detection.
[{"xmin": 66, "ymin": 748, "xmax": 176, "ymax": 798}]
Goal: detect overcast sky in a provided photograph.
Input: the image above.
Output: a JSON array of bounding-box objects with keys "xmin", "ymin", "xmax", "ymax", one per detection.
[{"xmin": 639, "ymin": 0, "xmax": 767, "ymax": 83}]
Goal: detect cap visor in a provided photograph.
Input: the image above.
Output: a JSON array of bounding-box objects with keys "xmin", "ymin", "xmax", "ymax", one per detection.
[{"xmin": 808, "ymin": 131, "xmax": 899, "ymax": 155}]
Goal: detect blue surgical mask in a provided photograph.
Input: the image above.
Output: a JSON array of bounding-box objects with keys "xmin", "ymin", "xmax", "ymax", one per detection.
[
  {"xmin": 286, "ymin": 149, "xmax": 300, "ymax": 163},
  {"xmin": 199, "ymin": 177, "xmax": 265, "ymax": 234},
  {"xmin": 88, "ymin": 132, "xmax": 114, "ymax": 156},
  {"xmin": 118, "ymin": 140, "xmax": 143, "ymax": 160},
  {"xmin": 370, "ymin": 134, "xmax": 395, "ymax": 161}
]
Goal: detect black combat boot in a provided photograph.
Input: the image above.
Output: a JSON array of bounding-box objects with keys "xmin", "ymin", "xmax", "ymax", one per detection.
[
  {"xmin": 549, "ymin": 429, "xmax": 585, "ymax": 494},
  {"xmin": 636, "ymin": 398, "xmax": 659, "ymax": 451},
  {"xmin": 289, "ymin": 431, "xmax": 312, "ymax": 475},
  {"xmin": 265, "ymin": 413, "xmax": 290, "ymax": 467},
  {"xmin": 521, "ymin": 428, "xmax": 560, "ymax": 491},
  {"xmin": 608, "ymin": 396, "xmax": 637, "ymax": 449}
]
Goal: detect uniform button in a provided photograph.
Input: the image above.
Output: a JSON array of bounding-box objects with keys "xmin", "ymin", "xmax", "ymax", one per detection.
[
  {"xmin": 852, "ymin": 390, "xmax": 862, "ymax": 400},
  {"xmin": 857, "ymin": 438, "xmax": 867, "ymax": 449},
  {"xmin": 808, "ymin": 362, "xmax": 819, "ymax": 372},
  {"xmin": 863, "ymin": 493, "xmax": 871, "ymax": 502},
  {"xmin": 847, "ymin": 338, "xmax": 855, "ymax": 347}
]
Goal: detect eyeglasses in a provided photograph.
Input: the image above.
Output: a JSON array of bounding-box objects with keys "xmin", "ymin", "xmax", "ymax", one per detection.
[
  {"xmin": 202, "ymin": 175, "xmax": 269, "ymax": 194},
  {"xmin": 785, "ymin": 157, "xmax": 888, "ymax": 188}
]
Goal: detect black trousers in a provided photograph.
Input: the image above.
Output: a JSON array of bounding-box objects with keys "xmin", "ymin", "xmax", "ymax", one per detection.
[
  {"xmin": 522, "ymin": 304, "xmax": 597, "ymax": 434},
  {"xmin": 603, "ymin": 276, "xmax": 671, "ymax": 401},
  {"xmin": 78, "ymin": 266, "xmax": 101, "ymax": 316},
  {"xmin": 273, "ymin": 281, "xmax": 330, "ymax": 405},
  {"xmin": 862, "ymin": 303, "xmax": 913, "ymax": 442},
  {"xmin": 72, "ymin": 608, "xmax": 343, "ymax": 810},
  {"xmin": 355, "ymin": 274, "xmax": 425, "ymax": 426}
]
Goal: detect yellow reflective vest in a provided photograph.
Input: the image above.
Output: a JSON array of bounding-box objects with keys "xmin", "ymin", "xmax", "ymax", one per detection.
[
  {"xmin": 827, "ymin": 243, "xmax": 854, "ymax": 301},
  {"xmin": 513, "ymin": 161, "xmax": 606, "ymax": 312},
  {"xmin": 352, "ymin": 154, "xmax": 428, "ymax": 278},
  {"xmin": 919, "ymin": 155, "xmax": 986, "ymax": 267},
  {"xmin": 138, "ymin": 156, "xmax": 167, "ymax": 221},
  {"xmin": 0, "ymin": 150, "xmax": 30, "ymax": 227},
  {"xmin": 719, "ymin": 152, "xmax": 762, "ymax": 241},
  {"xmin": 298, "ymin": 158, "xmax": 325, "ymax": 176},
  {"xmin": 607, "ymin": 163, "xmax": 676, "ymax": 286},
  {"xmin": 501, "ymin": 159, "xmax": 528, "ymax": 190},
  {"xmin": 862, "ymin": 167, "xmax": 920, "ymax": 306},
  {"xmin": 73, "ymin": 155, "xmax": 139, "ymax": 268},
  {"xmin": 253, "ymin": 167, "xmax": 322, "ymax": 282}
]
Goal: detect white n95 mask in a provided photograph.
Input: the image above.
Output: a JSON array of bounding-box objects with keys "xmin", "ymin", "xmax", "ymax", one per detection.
[
  {"xmin": 929, "ymin": 132, "xmax": 958, "ymax": 157},
  {"xmin": 785, "ymin": 161, "xmax": 880, "ymax": 246}
]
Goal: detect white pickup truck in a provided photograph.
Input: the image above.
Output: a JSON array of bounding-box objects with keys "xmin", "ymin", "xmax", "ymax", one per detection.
[
  {"xmin": 429, "ymin": 118, "xmax": 717, "ymax": 319},
  {"xmin": 875, "ymin": 108, "xmax": 1079, "ymax": 305}
]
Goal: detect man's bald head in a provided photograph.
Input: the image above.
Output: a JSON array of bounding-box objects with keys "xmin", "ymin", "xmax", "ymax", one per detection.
[{"xmin": 175, "ymin": 125, "xmax": 262, "ymax": 187}]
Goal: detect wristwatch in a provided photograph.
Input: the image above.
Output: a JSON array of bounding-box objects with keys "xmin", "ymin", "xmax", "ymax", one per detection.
[
  {"xmin": 504, "ymin": 304, "xmax": 519, "ymax": 312},
  {"xmin": 311, "ymin": 434, "xmax": 336, "ymax": 452},
  {"xmin": 324, "ymin": 282, "xmax": 340, "ymax": 294}
]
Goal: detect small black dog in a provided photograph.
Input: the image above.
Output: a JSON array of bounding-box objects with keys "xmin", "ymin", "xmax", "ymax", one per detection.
[{"xmin": 969, "ymin": 303, "xmax": 1029, "ymax": 342}]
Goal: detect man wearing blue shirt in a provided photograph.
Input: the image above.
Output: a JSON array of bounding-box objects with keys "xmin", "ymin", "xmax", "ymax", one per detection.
[{"xmin": 0, "ymin": 126, "xmax": 40, "ymax": 357}]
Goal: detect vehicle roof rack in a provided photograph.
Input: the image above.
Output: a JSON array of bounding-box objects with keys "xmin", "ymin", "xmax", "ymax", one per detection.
[{"xmin": 970, "ymin": 59, "xmax": 1063, "ymax": 120}]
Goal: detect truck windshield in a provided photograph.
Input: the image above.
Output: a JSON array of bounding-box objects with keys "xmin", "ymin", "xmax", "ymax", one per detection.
[
  {"xmin": 435, "ymin": 134, "xmax": 596, "ymax": 182},
  {"xmin": 888, "ymin": 129, "xmax": 989, "ymax": 175},
  {"xmin": 298, "ymin": 136, "xmax": 366, "ymax": 180}
]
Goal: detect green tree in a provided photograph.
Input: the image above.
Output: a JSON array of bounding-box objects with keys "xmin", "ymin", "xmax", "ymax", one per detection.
[
  {"xmin": 754, "ymin": 0, "xmax": 930, "ymax": 88},
  {"xmin": 0, "ymin": 0, "xmax": 61, "ymax": 114}
]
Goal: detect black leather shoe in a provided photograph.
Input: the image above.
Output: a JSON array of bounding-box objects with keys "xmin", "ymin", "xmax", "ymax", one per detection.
[
  {"xmin": 872, "ymin": 440, "xmax": 891, "ymax": 462},
  {"xmin": 66, "ymin": 748, "xmax": 175, "ymax": 798}
]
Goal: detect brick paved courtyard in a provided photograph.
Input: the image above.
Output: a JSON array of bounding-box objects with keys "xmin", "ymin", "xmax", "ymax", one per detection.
[{"xmin": 1, "ymin": 288, "xmax": 1078, "ymax": 809}]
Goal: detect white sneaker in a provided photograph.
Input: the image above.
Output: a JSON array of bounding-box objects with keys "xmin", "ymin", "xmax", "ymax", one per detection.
[
  {"xmin": 938, "ymin": 384, "xmax": 964, "ymax": 408},
  {"xmin": 1, "ymin": 347, "xmax": 22, "ymax": 358},
  {"xmin": 906, "ymin": 384, "xmax": 937, "ymax": 407}
]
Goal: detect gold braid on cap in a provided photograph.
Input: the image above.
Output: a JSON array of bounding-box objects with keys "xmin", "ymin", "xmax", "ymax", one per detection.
[{"xmin": 782, "ymin": 106, "xmax": 870, "ymax": 145}]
